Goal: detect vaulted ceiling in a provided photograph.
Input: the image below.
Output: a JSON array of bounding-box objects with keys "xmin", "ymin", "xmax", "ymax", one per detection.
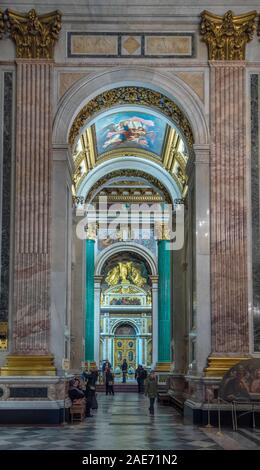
[{"xmin": 72, "ymin": 106, "xmax": 189, "ymax": 199}]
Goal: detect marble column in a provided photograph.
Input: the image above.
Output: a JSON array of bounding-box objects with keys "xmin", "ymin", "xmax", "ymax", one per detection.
[
  {"xmin": 1, "ymin": 60, "xmax": 56, "ymax": 376},
  {"xmin": 94, "ymin": 275, "xmax": 103, "ymax": 367},
  {"xmin": 85, "ymin": 238, "xmax": 95, "ymax": 364},
  {"xmin": 194, "ymin": 145, "xmax": 211, "ymax": 374},
  {"xmin": 207, "ymin": 62, "xmax": 250, "ymax": 373},
  {"xmin": 150, "ymin": 275, "xmax": 158, "ymax": 368},
  {"xmin": 157, "ymin": 240, "xmax": 171, "ymax": 366}
]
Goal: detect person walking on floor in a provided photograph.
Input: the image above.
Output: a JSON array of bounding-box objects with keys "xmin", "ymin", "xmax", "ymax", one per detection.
[
  {"xmin": 105, "ymin": 368, "xmax": 115, "ymax": 395},
  {"xmin": 122, "ymin": 359, "xmax": 128, "ymax": 383},
  {"xmin": 135, "ymin": 365, "xmax": 147, "ymax": 393},
  {"xmin": 145, "ymin": 371, "xmax": 158, "ymax": 415}
]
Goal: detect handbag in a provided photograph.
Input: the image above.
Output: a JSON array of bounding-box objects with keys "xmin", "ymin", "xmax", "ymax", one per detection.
[{"xmin": 108, "ymin": 381, "xmax": 113, "ymax": 386}]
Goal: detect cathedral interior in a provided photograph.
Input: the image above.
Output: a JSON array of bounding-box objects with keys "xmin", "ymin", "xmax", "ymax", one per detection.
[{"xmin": 0, "ymin": 0, "xmax": 260, "ymax": 452}]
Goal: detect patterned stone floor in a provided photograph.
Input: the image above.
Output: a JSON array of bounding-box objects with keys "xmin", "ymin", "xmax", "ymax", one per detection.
[{"xmin": 0, "ymin": 393, "xmax": 258, "ymax": 450}]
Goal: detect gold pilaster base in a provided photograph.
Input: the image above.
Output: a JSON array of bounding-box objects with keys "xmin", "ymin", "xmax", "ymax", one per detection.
[
  {"xmin": 155, "ymin": 362, "xmax": 172, "ymax": 372},
  {"xmin": 204, "ymin": 356, "xmax": 250, "ymax": 377},
  {"xmin": 0, "ymin": 355, "xmax": 56, "ymax": 376}
]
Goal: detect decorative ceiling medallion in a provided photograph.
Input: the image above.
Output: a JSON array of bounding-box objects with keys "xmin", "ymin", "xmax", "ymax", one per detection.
[
  {"xmin": 200, "ymin": 10, "xmax": 257, "ymax": 60},
  {"xmin": 6, "ymin": 8, "xmax": 62, "ymax": 59},
  {"xmin": 69, "ymin": 86, "xmax": 194, "ymax": 149}
]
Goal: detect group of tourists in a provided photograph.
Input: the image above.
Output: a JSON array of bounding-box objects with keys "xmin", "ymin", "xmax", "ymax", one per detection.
[
  {"xmin": 68, "ymin": 368, "xmax": 99, "ymax": 418},
  {"xmin": 68, "ymin": 361, "xmax": 158, "ymax": 419}
]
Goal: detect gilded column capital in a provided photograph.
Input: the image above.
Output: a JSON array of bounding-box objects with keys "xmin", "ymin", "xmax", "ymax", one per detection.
[
  {"xmin": 5, "ymin": 8, "xmax": 62, "ymax": 59},
  {"xmin": 85, "ymin": 222, "xmax": 97, "ymax": 241},
  {"xmin": 154, "ymin": 221, "xmax": 171, "ymax": 240},
  {"xmin": 200, "ymin": 10, "xmax": 257, "ymax": 60}
]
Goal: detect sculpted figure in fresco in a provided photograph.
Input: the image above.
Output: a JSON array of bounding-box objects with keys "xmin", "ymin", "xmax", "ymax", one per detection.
[
  {"xmin": 105, "ymin": 261, "xmax": 146, "ymax": 287},
  {"xmin": 130, "ymin": 265, "xmax": 146, "ymax": 287},
  {"xmin": 105, "ymin": 265, "xmax": 120, "ymax": 285}
]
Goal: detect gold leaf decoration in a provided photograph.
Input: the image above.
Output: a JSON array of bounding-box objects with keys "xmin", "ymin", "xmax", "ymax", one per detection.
[
  {"xmin": 200, "ymin": 10, "xmax": 257, "ymax": 60},
  {"xmin": 6, "ymin": 8, "xmax": 62, "ymax": 59},
  {"xmin": 69, "ymin": 86, "xmax": 194, "ymax": 149}
]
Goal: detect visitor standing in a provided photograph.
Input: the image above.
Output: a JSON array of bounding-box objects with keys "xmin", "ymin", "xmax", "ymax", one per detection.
[
  {"xmin": 105, "ymin": 368, "xmax": 115, "ymax": 395},
  {"xmin": 135, "ymin": 365, "xmax": 147, "ymax": 393},
  {"xmin": 144, "ymin": 371, "xmax": 158, "ymax": 415},
  {"xmin": 122, "ymin": 359, "xmax": 128, "ymax": 383}
]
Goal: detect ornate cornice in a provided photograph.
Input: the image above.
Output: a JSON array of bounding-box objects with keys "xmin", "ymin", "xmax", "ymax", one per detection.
[
  {"xmin": 0, "ymin": 10, "xmax": 4, "ymax": 38},
  {"xmin": 85, "ymin": 169, "xmax": 172, "ymax": 204},
  {"xmin": 69, "ymin": 86, "xmax": 194, "ymax": 149},
  {"xmin": 200, "ymin": 10, "xmax": 257, "ymax": 60},
  {"xmin": 5, "ymin": 8, "xmax": 62, "ymax": 59}
]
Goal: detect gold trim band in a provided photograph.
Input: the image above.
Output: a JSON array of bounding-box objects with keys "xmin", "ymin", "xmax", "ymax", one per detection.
[
  {"xmin": 204, "ymin": 356, "xmax": 250, "ymax": 377},
  {"xmin": 0, "ymin": 355, "xmax": 56, "ymax": 376}
]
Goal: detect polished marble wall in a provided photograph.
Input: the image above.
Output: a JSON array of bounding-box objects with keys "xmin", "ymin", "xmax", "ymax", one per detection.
[
  {"xmin": 0, "ymin": 72, "xmax": 13, "ymax": 328},
  {"xmin": 251, "ymin": 74, "xmax": 260, "ymax": 352}
]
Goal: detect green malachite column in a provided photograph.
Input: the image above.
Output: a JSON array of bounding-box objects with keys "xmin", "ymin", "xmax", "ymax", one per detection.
[
  {"xmin": 85, "ymin": 238, "xmax": 95, "ymax": 362},
  {"xmin": 158, "ymin": 239, "xmax": 171, "ymax": 364}
]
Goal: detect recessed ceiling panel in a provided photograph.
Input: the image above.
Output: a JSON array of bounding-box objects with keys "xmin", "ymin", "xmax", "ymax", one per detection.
[{"xmin": 94, "ymin": 110, "xmax": 167, "ymax": 157}]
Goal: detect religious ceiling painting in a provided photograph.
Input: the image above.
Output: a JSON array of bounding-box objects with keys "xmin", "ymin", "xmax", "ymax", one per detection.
[{"xmin": 94, "ymin": 110, "xmax": 167, "ymax": 157}]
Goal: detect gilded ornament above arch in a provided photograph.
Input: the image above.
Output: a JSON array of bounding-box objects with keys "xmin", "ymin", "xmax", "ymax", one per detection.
[
  {"xmin": 69, "ymin": 86, "xmax": 194, "ymax": 149},
  {"xmin": 5, "ymin": 8, "xmax": 62, "ymax": 59},
  {"xmin": 85, "ymin": 169, "xmax": 172, "ymax": 204},
  {"xmin": 200, "ymin": 10, "xmax": 257, "ymax": 60}
]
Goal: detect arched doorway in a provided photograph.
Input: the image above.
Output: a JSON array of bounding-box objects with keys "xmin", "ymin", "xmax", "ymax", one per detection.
[
  {"xmin": 51, "ymin": 68, "xmax": 210, "ymax": 385},
  {"xmin": 113, "ymin": 323, "xmax": 137, "ymax": 380},
  {"xmin": 98, "ymin": 251, "xmax": 153, "ymax": 375}
]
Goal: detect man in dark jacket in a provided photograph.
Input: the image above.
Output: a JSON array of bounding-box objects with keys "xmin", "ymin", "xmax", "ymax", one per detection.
[
  {"xmin": 121, "ymin": 359, "xmax": 128, "ymax": 383},
  {"xmin": 135, "ymin": 365, "xmax": 147, "ymax": 393},
  {"xmin": 145, "ymin": 371, "xmax": 158, "ymax": 415}
]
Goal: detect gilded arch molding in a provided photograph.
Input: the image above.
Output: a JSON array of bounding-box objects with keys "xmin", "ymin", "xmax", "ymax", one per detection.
[
  {"xmin": 95, "ymin": 242, "xmax": 157, "ymax": 277},
  {"xmin": 69, "ymin": 86, "xmax": 194, "ymax": 150},
  {"xmin": 85, "ymin": 169, "xmax": 173, "ymax": 204}
]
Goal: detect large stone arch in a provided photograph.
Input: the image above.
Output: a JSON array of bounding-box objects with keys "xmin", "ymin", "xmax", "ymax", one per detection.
[
  {"xmin": 53, "ymin": 67, "xmax": 209, "ymax": 148},
  {"xmin": 77, "ymin": 157, "xmax": 181, "ymax": 203},
  {"xmin": 51, "ymin": 66, "xmax": 210, "ymax": 376}
]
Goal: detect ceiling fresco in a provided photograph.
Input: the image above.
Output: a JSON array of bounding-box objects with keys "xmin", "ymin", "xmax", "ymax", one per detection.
[{"xmin": 94, "ymin": 110, "xmax": 167, "ymax": 157}]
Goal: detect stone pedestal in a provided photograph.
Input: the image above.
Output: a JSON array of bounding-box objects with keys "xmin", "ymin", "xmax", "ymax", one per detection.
[{"xmin": 0, "ymin": 376, "xmax": 71, "ymax": 424}]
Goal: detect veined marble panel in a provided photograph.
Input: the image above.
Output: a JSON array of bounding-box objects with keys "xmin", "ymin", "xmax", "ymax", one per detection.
[
  {"xmin": 59, "ymin": 72, "xmax": 89, "ymax": 98},
  {"xmin": 69, "ymin": 33, "xmax": 119, "ymax": 57},
  {"xmin": 145, "ymin": 35, "xmax": 192, "ymax": 56},
  {"xmin": 251, "ymin": 74, "xmax": 260, "ymax": 352},
  {"xmin": 0, "ymin": 73, "xmax": 13, "ymax": 333},
  {"xmin": 175, "ymin": 72, "xmax": 204, "ymax": 101}
]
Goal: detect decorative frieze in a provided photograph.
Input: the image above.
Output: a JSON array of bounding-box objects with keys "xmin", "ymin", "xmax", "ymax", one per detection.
[
  {"xmin": 200, "ymin": 10, "xmax": 257, "ymax": 60},
  {"xmin": 67, "ymin": 32, "xmax": 195, "ymax": 59},
  {"xmin": 5, "ymin": 8, "xmax": 61, "ymax": 59}
]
